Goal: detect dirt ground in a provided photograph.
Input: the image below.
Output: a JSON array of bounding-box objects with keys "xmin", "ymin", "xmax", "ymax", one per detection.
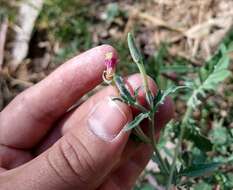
[{"xmin": 1, "ymin": 0, "xmax": 233, "ymax": 110}]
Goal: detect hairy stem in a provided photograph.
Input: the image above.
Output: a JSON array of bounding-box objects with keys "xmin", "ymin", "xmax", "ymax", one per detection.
[
  {"xmin": 150, "ymin": 114, "xmax": 169, "ymax": 174},
  {"xmin": 134, "ymin": 127, "xmax": 151, "ymax": 143},
  {"xmin": 166, "ymin": 106, "xmax": 193, "ymax": 189},
  {"xmin": 136, "ymin": 59, "xmax": 169, "ymax": 175}
]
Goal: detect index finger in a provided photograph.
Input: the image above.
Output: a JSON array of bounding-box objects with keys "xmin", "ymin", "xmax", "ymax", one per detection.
[{"xmin": 0, "ymin": 45, "xmax": 117, "ymax": 149}]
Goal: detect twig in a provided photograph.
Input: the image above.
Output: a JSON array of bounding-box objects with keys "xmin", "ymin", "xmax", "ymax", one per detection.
[
  {"xmin": 184, "ymin": 17, "xmax": 233, "ymax": 40},
  {"xmin": 125, "ymin": 6, "xmax": 184, "ymax": 33},
  {"xmin": 168, "ymin": 49, "xmax": 202, "ymax": 67},
  {"xmin": 0, "ymin": 18, "xmax": 8, "ymax": 70},
  {"xmin": 137, "ymin": 12, "xmax": 183, "ymax": 33}
]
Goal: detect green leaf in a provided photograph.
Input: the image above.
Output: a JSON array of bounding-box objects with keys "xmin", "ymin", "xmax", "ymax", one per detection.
[
  {"xmin": 133, "ymin": 86, "xmax": 141, "ymax": 98},
  {"xmin": 187, "ymin": 55, "xmax": 231, "ymax": 108},
  {"xmin": 202, "ymin": 70, "xmax": 231, "ymax": 90},
  {"xmin": 179, "ymin": 162, "xmax": 221, "ymax": 177},
  {"xmin": 215, "ymin": 56, "xmax": 230, "ymax": 70},
  {"xmin": 193, "ymin": 182, "xmax": 212, "ymax": 190},
  {"xmin": 105, "ymin": 3, "xmax": 120, "ymax": 23},
  {"xmin": 153, "ymin": 86, "xmax": 187, "ymax": 112},
  {"xmin": 127, "ymin": 33, "xmax": 143, "ymax": 64},
  {"xmin": 160, "ymin": 65, "xmax": 194, "ymax": 73},
  {"xmin": 184, "ymin": 126, "xmax": 213, "ymax": 151},
  {"xmin": 162, "ymin": 85, "xmax": 187, "ymax": 98},
  {"xmin": 140, "ymin": 184, "xmax": 154, "ymax": 190},
  {"xmin": 124, "ymin": 112, "xmax": 150, "ymax": 131},
  {"xmin": 209, "ymin": 126, "xmax": 228, "ymax": 145},
  {"xmin": 189, "ymin": 134, "xmax": 213, "ymax": 152},
  {"xmin": 114, "ymin": 75, "xmax": 135, "ymax": 105},
  {"xmin": 187, "ymin": 50, "xmax": 231, "ymax": 108}
]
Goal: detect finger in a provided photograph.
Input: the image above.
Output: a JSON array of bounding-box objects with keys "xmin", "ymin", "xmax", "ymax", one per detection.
[
  {"xmin": 0, "ymin": 145, "xmax": 32, "ymax": 170},
  {"xmin": 100, "ymin": 98, "xmax": 174, "ymax": 190},
  {"xmin": 0, "ymin": 168, "xmax": 6, "ymax": 173},
  {"xmin": 0, "ymin": 45, "xmax": 117, "ymax": 149},
  {"xmin": 154, "ymin": 96, "xmax": 174, "ymax": 135},
  {"xmin": 36, "ymin": 73, "xmax": 159, "ymax": 154},
  {"xmin": 1, "ymin": 95, "xmax": 133, "ymax": 190},
  {"xmin": 98, "ymin": 144, "xmax": 152, "ymax": 190},
  {"xmin": 109, "ymin": 97, "xmax": 174, "ymax": 176}
]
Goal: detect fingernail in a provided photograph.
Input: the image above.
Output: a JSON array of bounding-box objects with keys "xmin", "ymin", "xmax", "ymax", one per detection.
[{"xmin": 87, "ymin": 97, "xmax": 129, "ymax": 141}]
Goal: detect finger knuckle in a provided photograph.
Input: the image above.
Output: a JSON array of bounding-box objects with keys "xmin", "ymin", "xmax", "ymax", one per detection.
[{"xmin": 57, "ymin": 133, "xmax": 97, "ymax": 187}]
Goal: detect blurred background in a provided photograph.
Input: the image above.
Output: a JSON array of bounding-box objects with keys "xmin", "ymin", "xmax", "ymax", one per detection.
[{"xmin": 0, "ymin": 0, "xmax": 233, "ymax": 189}]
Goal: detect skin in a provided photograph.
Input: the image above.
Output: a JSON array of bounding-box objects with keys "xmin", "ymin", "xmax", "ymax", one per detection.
[{"xmin": 0, "ymin": 45, "xmax": 174, "ymax": 190}]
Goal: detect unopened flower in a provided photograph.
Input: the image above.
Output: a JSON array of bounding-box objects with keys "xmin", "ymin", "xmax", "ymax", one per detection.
[{"xmin": 103, "ymin": 52, "xmax": 117, "ymax": 84}]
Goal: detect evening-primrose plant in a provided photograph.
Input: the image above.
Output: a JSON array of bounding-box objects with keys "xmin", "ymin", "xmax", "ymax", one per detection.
[
  {"xmin": 102, "ymin": 32, "xmax": 232, "ymax": 189},
  {"xmin": 102, "ymin": 33, "xmax": 184, "ymax": 186}
]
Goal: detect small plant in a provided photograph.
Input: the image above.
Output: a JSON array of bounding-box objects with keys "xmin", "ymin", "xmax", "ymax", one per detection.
[{"xmin": 103, "ymin": 32, "xmax": 232, "ymax": 189}]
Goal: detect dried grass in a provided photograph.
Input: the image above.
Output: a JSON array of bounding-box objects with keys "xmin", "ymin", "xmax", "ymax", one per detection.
[
  {"xmin": 0, "ymin": 0, "xmax": 232, "ymax": 110},
  {"xmin": 122, "ymin": 0, "xmax": 233, "ymax": 62}
]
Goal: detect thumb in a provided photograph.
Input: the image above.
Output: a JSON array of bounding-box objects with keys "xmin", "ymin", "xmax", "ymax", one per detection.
[{"xmin": 3, "ymin": 97, "xmax": 132, "ymax": 190}]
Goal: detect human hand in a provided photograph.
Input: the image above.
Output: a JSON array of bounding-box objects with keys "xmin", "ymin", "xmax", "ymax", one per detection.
[{"xmin": 0, "ymin": 45, "xmax": 173, "ymax": 190}]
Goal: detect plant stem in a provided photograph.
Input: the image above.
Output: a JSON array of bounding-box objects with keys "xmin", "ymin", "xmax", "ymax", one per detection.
[
  {"xmin": 150, "ymin": 114, "xmax": 169, "ymax": 174},
  {"xmin": 136, "ymin": 59, "xmax": 169, "ymax": 175},
  {"xmin": 166, "ymin": 106, "xmax": 193, "ymax": 190},
  {"xmin": 134, "ymin": 127, "xmax": 151, "ymax": 143},
  {"xmin": 130, "ymin": 41, "xmax": 171, "ymax": 180}
]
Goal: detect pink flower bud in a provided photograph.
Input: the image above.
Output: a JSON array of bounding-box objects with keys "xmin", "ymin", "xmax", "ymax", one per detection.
[
  {"xmin": 103, "ymin": 52, "xmax": 117, "ymax": 84},
  {"xmin": 104, "ymin": 52, "xmax": 117, "ymax": 70}
]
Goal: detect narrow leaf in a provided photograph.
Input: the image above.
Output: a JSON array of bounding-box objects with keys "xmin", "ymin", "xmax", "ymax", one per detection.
[
  {"xmin": 203, "ymin": 70, "xmax": 231, "ymax": 90},
  {"xmin": 153, "ymin": 86, "xmax": 187, "ymax": 111},
  {"xmin": 215, "ymin": 56, "xmax": 230, "ymax": 70},
  {"xmin": 184, "ymin": 129, "xmax": 213, "ymax": 151},
  {"xmin": 127, "ymin": 33, "xmax": 143, "ymax": 63},
  {"xmin": 114, "ymin": 75, "xmax": 135, "ymax": 104},
  {"xmin": 161, "ymin": 65, "xmax": 194, "ymax": 73},
  {"xmin": 124, "ymin": 112, "xmax": 150, "ymax": 131},
  {"xmin": 133, "ymin": 86, "xmax": 141, "ymax": 98},
  {"xmin": 179, "ymin": 162, "xmax": 221, "ymax": 177}
]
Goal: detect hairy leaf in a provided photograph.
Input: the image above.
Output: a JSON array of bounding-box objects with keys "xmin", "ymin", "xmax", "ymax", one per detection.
[
  {"xmin": 124, "ymin": 112, "xmax": 150, "ymax": 131},
  {"xmin": 184, "ymin": 125, "xmax": 213, "ymax": 151},
  {"xmin": 179, "ymin": 162, "xmax": 221, "ymax": 177},
  {"xmin": 161, "ymin": 65, "xmax": 195, "ymax": 73},
  {"xmin": 127, "ymin": 33, "xmax": 143, "ymax": 64},
  {"xmin": 133, "ymin": 86, "xmax": 141, "ymax": 98},
  {"xmin": 114, "ymin": 75, "xmax": 135, "ymax": 105},
  {"xmin": 188, "ymin": 50, "xmax": 231, "ymax": 108},
  {"xmin": 193, "ymin": 182, "xmax": 212, "ymax": 190},
  {"xmin": 153, "ymin": 86, "xmax": 187, "ymax": 112},
  {"xmin": 202, "ymin": 70, "xmax": 231, "ymax": 90}
]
